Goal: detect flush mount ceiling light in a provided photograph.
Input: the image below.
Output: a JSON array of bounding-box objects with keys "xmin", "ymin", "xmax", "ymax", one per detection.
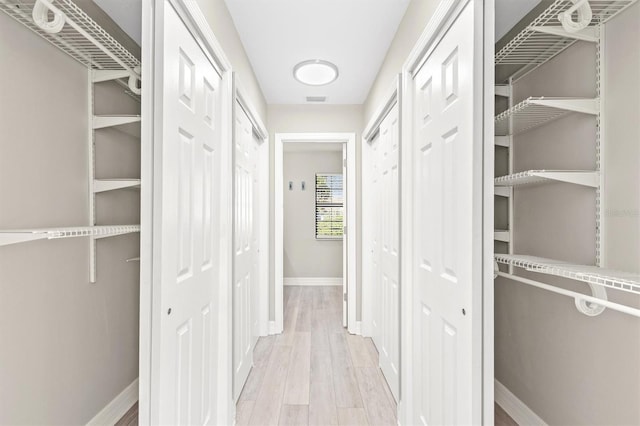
[{"xmin": 293, "ymin": 60, "xmax": 339, "ymax": 86}]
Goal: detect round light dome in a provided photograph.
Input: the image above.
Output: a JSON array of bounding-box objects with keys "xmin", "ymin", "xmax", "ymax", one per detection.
[{"xmin": 293, "ymin": 60, "xmax": 339, "ymax": 86}]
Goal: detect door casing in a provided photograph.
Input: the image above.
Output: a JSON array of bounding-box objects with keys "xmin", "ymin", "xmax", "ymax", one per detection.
[{"xmin": 274, "ymin": 133, "xmax": 357, "ymax": 334}]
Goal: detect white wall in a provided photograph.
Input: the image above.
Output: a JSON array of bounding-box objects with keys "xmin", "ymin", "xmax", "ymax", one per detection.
[
  {"xmin": 268, "ymin": 104, "xmax": 363, "ymax": 318},
  {"xmin": 494, "ymin": 4, "xmax": 640, "ymax": 424},
  {"xmin": 0, "ymin": 12, "xmax": 140, "ymax": 424},
  {"xmin": 284, "ymin": 151, "xmax": 343, "ymax": 278},
  {"xmin": 195, "ymin": 0, "xmax": 267, "ymax": 123}
]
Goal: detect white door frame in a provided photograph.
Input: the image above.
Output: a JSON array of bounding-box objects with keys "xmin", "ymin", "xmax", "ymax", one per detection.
[
  {"xmin": 234, "ymin": 77, "xmax": 270, "ymax": 338},
  {"xmin": 140, "ymin": 1, "xmax": 236, "ymax": 424},
  {"xmin": 274, "ymin": 132, "xmax": 357, "ymax": 334},
  {"xmin": 362, "ymin": 76, "xmax": 402, "ymax": 339},
  {"xmin": 398, "ymin": 0, "xmax": 494, "ymax": 424}
]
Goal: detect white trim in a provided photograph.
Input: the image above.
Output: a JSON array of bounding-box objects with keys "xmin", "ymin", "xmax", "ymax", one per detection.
[
  {"xmin": 234, "ymin": 77, "xmax": 270, "ymax": 338},
  {"xmin": 353, "ymin": 320, "xmax": 362, "ymax": 335},
  {"xmin": 275, "ymin": 132, "xmax": 357, "ymax": 334},
  {"xmin": 495, "ymin": 380, "xmax": 547, "ymax": 426},
  {"xmin": 284, "ymin": 277, "xmax": 343, "ymax": 286},
  {"xmin": 86, "ymin": 379, "xmax": 138, "ymax": 426},
  {"xmin": 268, "ymin": 320, "xmax": 280, "ymax": 335}
]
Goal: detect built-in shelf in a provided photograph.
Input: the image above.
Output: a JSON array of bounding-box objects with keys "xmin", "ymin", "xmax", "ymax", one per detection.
[
  {"xmin": 495, "ymin": 254, "xmax": 640, "ymax": 296},
  {"xmin": 495, "ymin": 170, "xmax": 599, "ymax": 188},
  {"xmin": 496, "ymin": 0, "xmax": 636, "ymax": 80},
  {"xmin": 126, "ymin": 257, "xmax": 140, "ymax": 262},
  {"xmin": 495, "ymin": 97, "xmax": 598, "ymax": 135},
  {"xmin": 0, "ymin": 225, "xmax": 140, "ymax": 247},
  {"xmin": 495, "ymin": 230, "xmax": 510, "ymax": 243},
  {"xmin": 94, "ymin": 179, "xmax": 141, "ymax": 193},
  {"xmin": 495, "ymin": 187, "xmax": 511, "ymax": 198}
]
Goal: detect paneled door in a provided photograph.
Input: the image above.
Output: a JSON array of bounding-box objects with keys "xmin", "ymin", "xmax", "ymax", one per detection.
[
  {"xmin": 378, "ymin": 103, "xmax": 400, "ymax": 401},
  {"xmin": 411, "ymin": 1, "xmax": 484, "ymax": 424},
  {"xmin": 370, "ymin": 133, "xmax": 382, "ymax": 353},
  {"xmin": 233, "ymin": 102, "xmax": 259, "ymax": 400},
  {"xmin": 342, "ymin": 144, "xmax": 348, "ymax": 327},
  {"xmin": 152, "ymin": 3, "xmax": 222, "ymax": 424}
]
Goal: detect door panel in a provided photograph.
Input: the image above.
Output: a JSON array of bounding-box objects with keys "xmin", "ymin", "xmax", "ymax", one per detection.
[
  {"xmin": 377, "ymin": 104, "xmax": 400, "ymax": 401},
  {"xmin": 412, "ymin": 2, "xmax": 480, "ymax": 424},
  {"xmin": 233, "ymin": 102, "xmax": 259, "ymax": 401},
  {"xmin": 156, "ymin": 4, "xmax": 222, "ymax": 424}
]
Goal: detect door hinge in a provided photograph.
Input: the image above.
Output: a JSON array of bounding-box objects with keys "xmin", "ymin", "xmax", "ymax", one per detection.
[
  {"xmin": 343, "ymin": 292, "xmax": 347, "ymax": 302},
  {"xmin": 343, "ymin": 225, "xmax": 347, "ymax": 235},
  {"xmin": 343, "ymin": 158, "xmax": 347, "ymax": 167}
]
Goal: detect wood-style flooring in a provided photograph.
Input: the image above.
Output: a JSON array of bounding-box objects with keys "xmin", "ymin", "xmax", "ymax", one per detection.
[
  {"xmin": 117, "ymin": 285, "xmax": 519, "ymax": 426},
  {"xmin": 237, "ymin": 286, "xmax": 397, "ymax": 426}
]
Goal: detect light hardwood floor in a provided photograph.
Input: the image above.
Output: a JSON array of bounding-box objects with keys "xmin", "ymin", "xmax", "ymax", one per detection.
[
  {"xmin": 118, "ymin": 285, "xmax": 519, "ymax": 426},
  {"xmin": 237, "ymin": 286, "xmax": 397, "ymax": 426}
]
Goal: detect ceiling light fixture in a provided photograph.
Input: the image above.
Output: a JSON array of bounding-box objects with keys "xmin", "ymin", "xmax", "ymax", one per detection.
[{"xmin": 293, "ymin": 60, "xmax": 339, "ymax": 86}]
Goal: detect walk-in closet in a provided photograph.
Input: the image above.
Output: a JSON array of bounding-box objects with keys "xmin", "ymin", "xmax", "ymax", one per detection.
[
  {"xmin": 493, "ymin": 0, "xmax": 640, "ymax": 424},
  {"xmin": 0, "ymin": 1, "xmax": 141, "ymax": 423}
]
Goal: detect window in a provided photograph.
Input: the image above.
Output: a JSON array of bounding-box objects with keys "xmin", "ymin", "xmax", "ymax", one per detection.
[{"xmin": 315, "ymin": 173, "xmax": 344, "ymax": 240}]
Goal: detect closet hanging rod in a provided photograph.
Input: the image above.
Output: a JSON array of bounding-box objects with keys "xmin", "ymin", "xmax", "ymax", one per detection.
[{"xmin": 495, "ymin": 271, "xmax": 640, "ymax": 318}]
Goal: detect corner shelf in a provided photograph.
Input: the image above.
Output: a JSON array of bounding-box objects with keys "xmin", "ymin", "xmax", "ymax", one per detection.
[
  {"xmin": 94, "ymin": 179, "xmax": 141, "ymax": 193},
  {"xmin": 0, "ymin": 225, "xmax": 140, "ymax": 247},
  {"xmin": 496, "ymin": 0, "xmax": 636, "ymax": 80},
  {"xmin": 495, "ymin": 254, "xmax": 640, "ymax": 296},
  {"xmin": 495, "ymin": 170, "xmax": 599, "ymax": 188},
  {"xmin": 495, "ymin": 97, "xmax": 598, "ymax": 135}
]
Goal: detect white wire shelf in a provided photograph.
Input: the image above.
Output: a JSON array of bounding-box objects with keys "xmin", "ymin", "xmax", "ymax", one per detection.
[
  {"xmin": 0, "ymin": 225, "xmax": 140, "ymax": 246},
  {"xmin": 495, "ymin": 254, "xmax": 640, "ymax": 296},
  {"xmin": 495, "ymin": 97, "xmax": 598, "ymax": 135},
  {"xmin": 0, "ymin": 0, "xmax": 140, "ymax": 71},
  {"xmin": 94, "ymin": 179, "xmax": 141, "ymax": 193},
  {"xmin": 495, "ymin": 230, "xmax": 511, "ymax": 243},
  {"xmin": 495, "ymin": 170, "xmax": 599, "ymax": 188},
  {"xmin": 496, "ymin": 0, "xmax": 636, "ymax": 77}
]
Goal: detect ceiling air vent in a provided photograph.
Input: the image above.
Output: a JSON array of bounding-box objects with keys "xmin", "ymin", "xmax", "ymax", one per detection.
[{"xmin": 306, "ymin": 96, "xmax": 327, "ymax": 103}]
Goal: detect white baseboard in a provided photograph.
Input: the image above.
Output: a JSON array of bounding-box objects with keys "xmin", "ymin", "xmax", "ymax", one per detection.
[
  {"xmin": 87, "ymin": 378, "xmax": 138, "ymax": 426},
  {"xmin": 349, "ymin": 320, "xmax": 362, "ymax": 335},
  {"xmin": 268, "ymin": 320, "xmax": 281, "ymax": 335},
  {"xmin": 495, "ymin": 379, "xmax": 547, "ymax": 426},
  {"xmin": 284, "ymin": 277, "xmax": 342, "ymax": 286}
]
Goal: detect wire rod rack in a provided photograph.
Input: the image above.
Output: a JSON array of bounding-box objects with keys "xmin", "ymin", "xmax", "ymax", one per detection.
[
  {"xmin": 495, "ymin": 170, "xmax": 599, "ymax": 188},
  {"xmin": 496, "ymin": 0, "xmax": 636, "ymax": 69},
  {"xmin": 495, "ymin": 97, "xmax": 598, "ymax": 135},
  {"xmin": 495, "ymin": 254, "xmax": 640, "ymax": 295},
  {"xmin": 0, "ymin": 0, "xmax": 139, "ymax": 71},
  {"xmin": 0, "ymin": 225, "xmax": 140, "ymax": 246}
]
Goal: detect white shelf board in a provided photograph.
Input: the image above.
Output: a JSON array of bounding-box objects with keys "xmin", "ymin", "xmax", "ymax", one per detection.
[
  {"xmin": 495, "ymin": 170, "xmax": 599, "ymax": 188},
  {"xmin": 126, "ymin": 257, "xmax": 140, "ymax": 262},
  {"xmin": 0, "ymin": 225, "xmax": 140, "ymax": 247},
  {"xmin": 495, "ymin": 187, "xmax": 511, "ymax": 198},
  {"xmin": 93, "ymin": 115, "xmax": 141, "ymax": 130},
  {"xmin": 495, "ymin": 230, "xmax": 511, "ymax": 243},
  {"xmin": 0, "ymin": 0, "xmax": 140, "ymax": 71},
  {"xmin": 495, "ymin": 254, "xmax": 640, "ymax": 296},
  {"xmin": 94, "ymin": 179, "xmax": 141, "ymax": 193},
  {"xmin": 495, "ymin": 97, "xmax": 598, "ymax": 135},
  {"xmin": 496, "ymin": 0, "xmax": 636, "ymax": 78}
]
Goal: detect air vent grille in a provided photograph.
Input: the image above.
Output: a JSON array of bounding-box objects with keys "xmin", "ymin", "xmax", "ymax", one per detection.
[{"xmin": 306, "ymin": 96, "xmax": 327, "ymax": 103}]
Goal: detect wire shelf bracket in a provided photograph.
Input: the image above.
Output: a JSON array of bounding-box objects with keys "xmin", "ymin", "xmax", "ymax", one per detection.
[
  {"xmin": 495, "ymin": 170, "xmax": 599, "ymax": 188},
  {"xmin": 495, "ymin": 230, "xmax": 511, "ymax": 243}
]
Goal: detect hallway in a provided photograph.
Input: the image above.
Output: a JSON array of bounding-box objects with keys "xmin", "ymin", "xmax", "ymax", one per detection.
[{"xmin": 236, "ymin": 286, "xmax": 397, "ymax": 426}]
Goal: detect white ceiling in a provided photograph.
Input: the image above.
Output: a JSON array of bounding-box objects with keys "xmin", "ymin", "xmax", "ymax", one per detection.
[
  {"xmin": 225, "ymin": 0, "xmax": 410, "ymax": 105},
  {"xmin": 92, "ymin": 0, "xmax": 142, "ymax": 45}
]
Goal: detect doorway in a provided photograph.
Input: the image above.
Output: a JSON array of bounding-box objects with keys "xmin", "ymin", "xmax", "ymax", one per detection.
[{"xmin": 274, "ymin": 133, "xmax": 357, "ymax": 334}]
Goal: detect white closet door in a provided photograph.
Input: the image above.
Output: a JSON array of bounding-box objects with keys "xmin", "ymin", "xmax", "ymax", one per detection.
[
  {"xmin": 233, "ymin": 102, "xmax": 259, "ymax": 400},
  {"xmin": 411, "ymin": 2, "xmax": 483, "ymax": 424},
  {"xmin": 370, "ymin": 134, "xmax": 383, "ymax": 353},
  {"xmin": 154, "ymin": 4, "xmax": 222, "ymax": 424},
  {"xmin": 377, "ymin": 103, "xmax": 401, "ymax": 401},
  {"xmin": 342, "ymin": 144, "xmax": 348, "ymax": 327}
]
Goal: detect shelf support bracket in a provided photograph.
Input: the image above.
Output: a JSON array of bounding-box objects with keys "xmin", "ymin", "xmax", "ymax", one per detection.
[
  {"xmin": 530, "ymin": 26, "xmax": 597, "ymax": 43},
  {"xmin": 574, "ymin": 283, "xmax": 607, "ymax": 316}
]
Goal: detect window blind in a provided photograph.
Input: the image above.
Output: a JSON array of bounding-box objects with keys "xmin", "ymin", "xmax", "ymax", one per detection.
[{"xmin": 315, "ymin": 173, "xmax": 344, "ymax": 239}]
